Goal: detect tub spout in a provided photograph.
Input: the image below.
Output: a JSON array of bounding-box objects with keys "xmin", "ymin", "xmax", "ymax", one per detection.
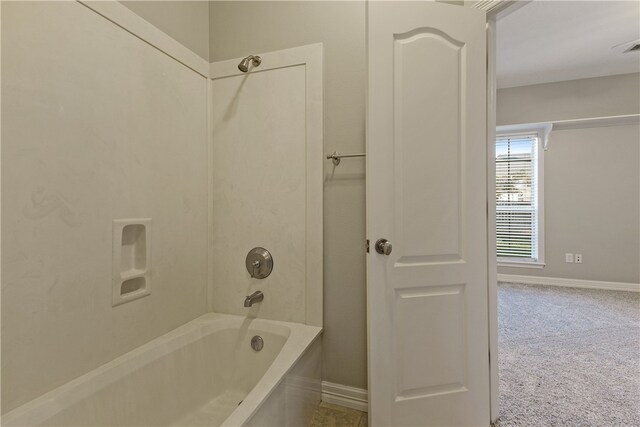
[{"xmin": 244, "ymin": 291, "xmax": 264, "ymax": 307}]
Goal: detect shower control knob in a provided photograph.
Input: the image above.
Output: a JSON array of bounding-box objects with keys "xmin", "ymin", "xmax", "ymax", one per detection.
[
  {"xmin": 246, "ymin": 247, "xmax": 273, "ymax": 279},
  {"xmin": 375, "ymin": 239, "xmax": 392, "ymax": 256}
]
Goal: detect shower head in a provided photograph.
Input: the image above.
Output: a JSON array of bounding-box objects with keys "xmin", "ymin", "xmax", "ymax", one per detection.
[{"xmin": 238, "ymin": 55, "xmax": 262, "ymax": 72}]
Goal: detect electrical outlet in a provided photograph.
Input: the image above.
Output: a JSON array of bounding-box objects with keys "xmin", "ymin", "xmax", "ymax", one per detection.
[
  {"xmin": 575, "ymin": 254, "xmax": 582, "ymax": 264},
  {"xmin": 565, "ymin": 253, "xmax": 574, "ymax": 263}
]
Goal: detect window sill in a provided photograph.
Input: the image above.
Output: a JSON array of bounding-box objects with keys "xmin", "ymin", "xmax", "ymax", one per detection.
[{"xmin": 497, "ymin": 260, "xmax": 546, "ymax": 269}]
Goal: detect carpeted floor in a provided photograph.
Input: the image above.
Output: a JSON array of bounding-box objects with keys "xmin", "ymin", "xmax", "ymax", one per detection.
[{"xmin": 496, "ymin": 282, "xmax": 640, "ymax": 427}]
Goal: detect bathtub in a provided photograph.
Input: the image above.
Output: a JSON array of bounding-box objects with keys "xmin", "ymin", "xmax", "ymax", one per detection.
[{"xmin": 2, "ymin": 313, "xmax": 322, "ymax": 426}]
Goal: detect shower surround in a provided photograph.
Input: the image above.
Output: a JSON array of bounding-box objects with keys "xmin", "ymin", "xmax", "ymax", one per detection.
[
  {"xmin": 209, "ymin": 44, "xmax": 323, "ymax": 327},
  {"xmin": 2, "ymin": 1, "xmax": 323, "ymax": 425},
  {"xmin": 1, "ymin": 0, "xmax": 209, "ymax": 412}
]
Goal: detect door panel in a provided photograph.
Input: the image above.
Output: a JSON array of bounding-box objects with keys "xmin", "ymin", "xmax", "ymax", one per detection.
[
  {"xmin": 395, "ymin": 284, "xmax": 466, "ymax": 399},
  {"xmin": 394, "ymin": 29, "xmax": 463, "ymax": 263},
  {"xmin": 367, "ymin": 2, "xmax": 489, "ymax": 426}
]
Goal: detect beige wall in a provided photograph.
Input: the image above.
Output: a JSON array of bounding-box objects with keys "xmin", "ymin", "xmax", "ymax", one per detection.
[
  {"xmin": 497, "ymin": 73, "xmax": 640, "ymax": 126},
  {"xmin": 209, "ymin": 1, "xmax": 368, "ymax": 390},
  {"xmin": 1, "ymin": 1, "xmax": 209, "ymax": 412},
  {"xmin": 497, "ymin": 74, "xmax": 640, "ymax": 283},
  {"xmin": 120, "ymin": 1, "xmax": 210, "ymax": 60}
]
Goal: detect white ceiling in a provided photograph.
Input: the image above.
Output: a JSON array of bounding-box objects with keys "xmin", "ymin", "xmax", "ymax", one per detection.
[{"xmin": 496, "ymin": 0, "xmax": 640, "ymax": 89}]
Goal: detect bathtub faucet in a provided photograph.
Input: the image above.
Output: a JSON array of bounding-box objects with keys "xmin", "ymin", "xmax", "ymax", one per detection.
[{"xmin": 244, "ymin": 291, "xmax": 264, "ymax": 307}]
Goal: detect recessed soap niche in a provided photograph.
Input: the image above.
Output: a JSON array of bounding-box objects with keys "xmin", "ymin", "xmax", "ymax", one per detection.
[{"xmin": 112, "ymin": 219, "xmax": 151, "ymax": 306}]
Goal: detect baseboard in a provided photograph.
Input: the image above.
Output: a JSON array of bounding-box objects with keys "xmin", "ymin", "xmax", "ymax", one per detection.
[
  {"xmin": 321, "ymin": 381, "xmax": 368, "ymax": 412},
  {"xmin": 498, "ymin": 274, "xmax": 640, "ymax": 292}
]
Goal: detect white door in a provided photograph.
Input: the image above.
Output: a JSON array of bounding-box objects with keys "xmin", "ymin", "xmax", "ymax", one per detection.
[{"xmin": 366, "ymin": 2, "xmax": 489, "ymax": 426}]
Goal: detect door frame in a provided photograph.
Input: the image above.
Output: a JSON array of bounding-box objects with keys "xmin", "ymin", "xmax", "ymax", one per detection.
[{"xmin": 471, "ymin": 1, "xmax": 532, "ymax": 422}]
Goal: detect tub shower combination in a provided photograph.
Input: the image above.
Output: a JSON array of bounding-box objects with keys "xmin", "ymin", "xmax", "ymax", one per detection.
[
  {"xmin": 3, "ymin": 2, "xmax": 325, "ymax": 424},
  {"xmin": 6, "ymin": 243, "xmax": 321, "ymax": 426},
  {"xmin": 5, "ymin": 241, "xmax": 322, "ymax": 427}
]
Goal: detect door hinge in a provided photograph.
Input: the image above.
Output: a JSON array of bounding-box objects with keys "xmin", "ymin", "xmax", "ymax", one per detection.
[{"xmin": 366, "ymin": 239, "xmax": 370, "ymax": 253}]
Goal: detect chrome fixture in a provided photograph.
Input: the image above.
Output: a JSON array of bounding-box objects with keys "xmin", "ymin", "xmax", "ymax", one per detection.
[
  {"xmin": 251, "ymin": 335, "xmax": 264, "ymax": 351},
  {"xmin": 238, "ymin": 55, "xmax": 262, "ymax": 72},
  {"xmin": 245, "ymin": 247, "xmax": 273, "ymax": 279},
  {"xmin": 326, "ymin": 151, "xmax": 366, "ymax": 166},
  {"xmin": 244, "ymin": 291, "xmax": 264, "ymax": 307},
  {"xmin": 375, "ymin": 238, "xmax": 392, "ymax": 255}
]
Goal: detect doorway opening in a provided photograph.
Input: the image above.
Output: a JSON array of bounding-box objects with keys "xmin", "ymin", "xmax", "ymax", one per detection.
[{"xmin": 491, "ymin": 2, "xmax": 640, "ymax": 425}]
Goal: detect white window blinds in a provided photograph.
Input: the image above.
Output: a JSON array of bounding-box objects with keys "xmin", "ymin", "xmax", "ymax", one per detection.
[{"xmin": 496, "ymin": 134, "xmax": 539, "ymax": 261}]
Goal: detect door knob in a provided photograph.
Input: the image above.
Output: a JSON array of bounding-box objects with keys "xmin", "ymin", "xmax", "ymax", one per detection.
[{"xmin": 375, "ymin": 238, "xmax": 392, "ymax": 255}]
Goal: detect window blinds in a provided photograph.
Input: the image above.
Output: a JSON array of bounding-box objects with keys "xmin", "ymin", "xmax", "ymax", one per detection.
[{"xmin": 496, "ymin": 134, "xmax": 538, "ymax": 260}]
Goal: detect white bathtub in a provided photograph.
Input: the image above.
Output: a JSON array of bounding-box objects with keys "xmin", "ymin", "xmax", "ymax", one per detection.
[{"xmin": 2, "ymin": 313, "xmax": 322, "ymax": 426}]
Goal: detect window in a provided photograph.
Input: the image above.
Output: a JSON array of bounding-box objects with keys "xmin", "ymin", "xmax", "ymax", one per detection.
[{"xmin": 496, "ymin": 128, "xmax": 545, "ymax": 267}]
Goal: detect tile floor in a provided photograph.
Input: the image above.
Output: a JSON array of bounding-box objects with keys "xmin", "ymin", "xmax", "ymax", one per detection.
[{"xmin": 310, "ymin": 402, "xmax": 368, "ymax": 427}]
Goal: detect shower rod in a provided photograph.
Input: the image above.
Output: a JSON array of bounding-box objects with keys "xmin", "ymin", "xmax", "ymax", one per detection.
[{"xmin": 326, "ymin": 151, "xmax": 366, "ymax": 166}]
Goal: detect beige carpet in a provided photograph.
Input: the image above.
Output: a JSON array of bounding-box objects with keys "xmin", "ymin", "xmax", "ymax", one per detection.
[{"xmin": 495, "ymin": 282, "xmax": 640, "ymax": 426}]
